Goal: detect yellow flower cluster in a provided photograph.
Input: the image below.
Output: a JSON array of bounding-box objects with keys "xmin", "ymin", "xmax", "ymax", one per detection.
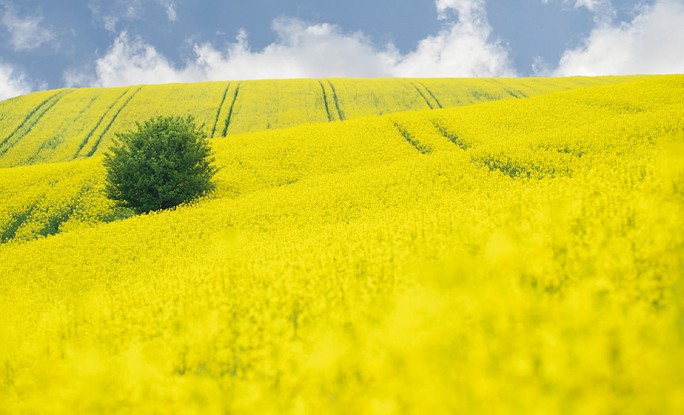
[
  {"xmin": 0, "ymin": 158, "xmax": 117, "ymax": 243},
  {"xmin": 0, "ymin": 76, "xmax": 633, "ymax": 168},
  {"xmin": 0, "ymin": 75, "xmax": 682, "ymax": 414}
]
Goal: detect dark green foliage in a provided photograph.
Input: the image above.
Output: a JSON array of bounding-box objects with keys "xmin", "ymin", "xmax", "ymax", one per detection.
[
  {"xmin": 393, "ymin": 122, "xmax": 432, "ymax": 154},
  {"xmin": 104, "ymin": 116, "xmax": 217, "ymax": 214},
  {"xmin": 1, "ymin": 206, "xmax": 35, "ymax": 243}
]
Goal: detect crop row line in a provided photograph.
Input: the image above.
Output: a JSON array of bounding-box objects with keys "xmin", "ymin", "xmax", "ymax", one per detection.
[
  {"xmin": 211, "ymin": 82, "xmax": 231, "ymax": 137},
  {"xmin": 87, "ymin": 87, "xmax": 143, "ymax": 157},
  {"xmin": 0, "ymin": 94, "xmax": 56, "ymax": 150},
  {"xmin": 0, "ymin": 204, "xmax": 35, "ymax": 243},
  {"xmin": 327, "ymin": 81, "xmax": 345, "ymax": 121},
  {"xmin": 393, "ymin": 122, "xmax": 432, "ymax": 154},
  {"xmin": 319, "ymin": 81, "xmax": 334, "ymax": 122},
  {"xmin": 26, "ymin": 95, "xmax": 99, "ymax": 165},
  {"xmin": 0, "ymin": 91, "xmax": 71, "ymax": 157},
  {"xmin": 411, "ymin": 82, "xmax": 435, "ymax": 109},
  {"xmin": 222, "ymin": 83, "xmax": 241, "ymax": 137},
  {"xmin": 410, "ymin": 82, "xmax": 443, "ymax": 110},
  {"xmin": 418, "ymin": 82, "xmax": 443, "ymax": 108},
  {"xmin": 431, "ymin": 120, "xmax": 469, "ymax": 150},
  {"xmin": 37, "ymin": 195, "xmax": 82, "ymax": 238},
  {"xmin": 488, "ymin": 79, "xmax": 525, "ymax": 99},
  {"xmin": 74, "ymin": 89, "xmax": 131, "ymax": 158}
]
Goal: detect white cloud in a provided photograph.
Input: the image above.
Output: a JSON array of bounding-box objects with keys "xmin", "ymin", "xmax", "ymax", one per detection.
[
  {"xmin": 573, "ymin": 0, "xmax": 615, "ymax": 25},
  {"xmin": 158, "ymin": 0, "xmax": 177, "ymax": 22},
  {"xmin": 0, "ymin": 63, "xmax": 31, "ymax": 101},
  {"xmin": 395, "ymin": 0, "xmax": 516, "ymax": 77},
  {"xmin": 89, "ymin": 0, "xmax": 177, "ymax": 32},
  {"xmin": 89, "ymin": 0, "xmax": 144, "ymax": 32},
  {"xmin": 193, "ymin": 19, "xmax": 399, "ymax": 80},
  {"xmin": 63, "ymin": 67, "xmax": 97, "ymax": 89},
  {"xmin": 573, "ymin": 0, "xmax": 614, "ymax": 13},
  {"xmin": 1, "ymin": 8, "xmax": 55, "ymax": 51},
  {"xmin": 531, "ymin": 56, "xmax": 553, "ymax": 76},
  {"xmin": 103, "ymin": 16, "xmax": 118, "ymax": 32},
  {"xmin": 554, "ymin": 0, "xmax": 684, "ymax": 75},
  {"xmin": 91, "ymin": 31, "xmax": 199, "ymax": 87},
  {"xmin": 75, "ymin": 0, "xmax": 514, "ymax": 87},
  {"xmin": 542, "ymin": 0, "xmax": 615, "ymax": 25},
  {"xmin": 436, "ymin": 0, "xmax": 486, "ymax": 20}
]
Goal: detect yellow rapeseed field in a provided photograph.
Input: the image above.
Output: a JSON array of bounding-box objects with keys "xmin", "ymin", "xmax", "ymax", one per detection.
[
  {"xmin": 0, "ymin": 75, "xmax": 683, "ymax": 414},
  {"xmin": 0, "ymin": 76, "xmax": 635, "ymax": 168}
]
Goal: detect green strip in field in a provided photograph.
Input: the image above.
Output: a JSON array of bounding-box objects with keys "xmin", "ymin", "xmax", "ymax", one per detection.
[
  {"xmin": 319, "ymin": 81, "xmax": 334, "ymax": 122},
  {"xmin": 486, "ymin": 79, "xmax": 527, "ymax": 99},
  {"xmin": 25, "ymin": 95, "xmax": 99, "ymax": 164},
  {"xmin": 0, "ymin": 205, "xmax": 35, "ymax": 243},
  {"xmin": 0, "ymin": 95, "xmax": 56, "ymax": 151},
  {"xmin": 417, "ymin": 82, "xmax": 443, "ymax": 108},
  {"xmin": 222, "ymin": 83, "xmax": 241, "ymax": 137},
  {"xmin": 211, "ymin": 82, "xmax": 231, "ymax": 138},
  {"xmin": 327, "ymin": 81, "xmax": 346, "ymax": 121},
  {"xmin": 86, "ymin": 87, "xmax": 144, "ymax": 157},
  {"xmin": 37, "ymin": 198, "xmax": 79, "ymax": 238},
  {"xmin": 410, "ymin": 82, "xmax": 435, "ymax": 110},
  {"xmin": 74, "ymin": 89, "xmax": 130, "ymax": 158},
  {"xmin": 393, "ymin": 121, "xmax": 431, "ymax": 154},
  {"xmin": 0, "ymin": 91, "xmax": 70, "ymax": 156},
  {"xmin": 431, "ymin": 120, "xmax": 468, "ymax": 150}
]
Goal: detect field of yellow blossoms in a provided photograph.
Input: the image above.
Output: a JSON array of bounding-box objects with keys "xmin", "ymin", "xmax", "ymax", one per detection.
[{"xmin": 1, "ymin": 76, "xmax": 683, "ymax": 414}]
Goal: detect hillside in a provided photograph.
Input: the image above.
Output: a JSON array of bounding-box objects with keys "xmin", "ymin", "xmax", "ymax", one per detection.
[
  {"xmin": 1, "ymin": 76, "xmax": 683, "ymax": 414},
  {"xmin": 0, "ymin": 76, "xmax": 638, "ymax": 168}
]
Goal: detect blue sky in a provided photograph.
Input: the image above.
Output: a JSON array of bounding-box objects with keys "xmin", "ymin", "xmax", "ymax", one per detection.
[{"xmin": 1, "ymin": 0, "xmax": 683, "ymax": 99}]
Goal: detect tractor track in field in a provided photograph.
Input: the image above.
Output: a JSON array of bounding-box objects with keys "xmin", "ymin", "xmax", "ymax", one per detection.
[
  {"xmin": 487, "ymin": 79, "xmax": 526, "ymax": 99},
  {"xmin": 393, "ymin": 122, "xmax": 431, "ymax": 154},
  {"xmin": 27, "ymin": 95, "xmax": 99, "ymax": 164},
  {"xmin": 319, "ymin": 81, "xmax": 334, "ymax": 122},
  {"xmin": 0, "ymin": 92, "xmax": 60, "ymax": 151},
  {"xmin": 431, "ymin": 120, "xmax": 469, "ymax": 150},
  {"xmin": 211, "ymin": 82, "xmax": 231, "ymax": 137},
  {"xmin": 87, "ymin": 86, "xmax": 143, "ymax": 157},
  {"xmin": 0, "ymin": 91, "xmax": 71, "ymax": 157},
  {"xmin": 0, "ymin": 204, "xmax": 36, "ymax": 243},
  {"xmin": 410, "ymin": 82, "xmax": 435, "ymax": 110},
  {"xmin": 222, "ymin": 83, "xmax": 241, "ymax": 137},
  {"xmin": 418, "ymin": 82, "xmax": 443, "ymax": 108},
  {"xmin": 74, "ymin": 89, "xmax": 130, "ymax": 158},
  {"xmin": 327, "ymin": 81, "xmax": 345, "ymax": 121}
]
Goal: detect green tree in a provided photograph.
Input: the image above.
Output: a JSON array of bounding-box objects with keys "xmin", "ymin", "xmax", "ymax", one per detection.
[{"xmin": 104, "ymin": 115, "xmax": 217, "ymax": 214}]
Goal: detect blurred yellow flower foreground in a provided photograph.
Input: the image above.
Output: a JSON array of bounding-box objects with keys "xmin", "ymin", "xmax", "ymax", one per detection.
[{"xmin": 0, "ymin": 76, "xmax": 683, "ymax": 414}]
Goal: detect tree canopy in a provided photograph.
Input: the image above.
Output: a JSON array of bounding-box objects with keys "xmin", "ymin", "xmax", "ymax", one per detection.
[{"xmin": 104, "ymin": 116, "xmax": 217, "ymax": 214}]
